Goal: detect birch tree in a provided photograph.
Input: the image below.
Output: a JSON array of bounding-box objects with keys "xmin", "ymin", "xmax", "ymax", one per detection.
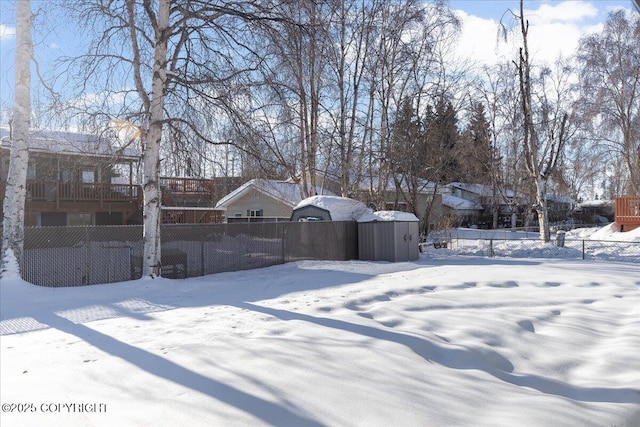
[
  {"xmin": 577, "ymin": 10, "xmax": 640, "ymax": 196},
  {"xmin": 138, "ymin": 0, "xmax": 169, "ymax": 277},
  {"xmin": 60, "ymin": 0, "xmax": 282, "ymax": 277},
  {"xmin": 1, "ymin": 0, "xmax": 32, "ymax": 275}
]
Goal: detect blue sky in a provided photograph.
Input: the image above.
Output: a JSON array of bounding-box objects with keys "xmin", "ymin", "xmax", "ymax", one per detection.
[{"xmin": 0, "ymin": 0, "xmax": 636, "ymax": 118}]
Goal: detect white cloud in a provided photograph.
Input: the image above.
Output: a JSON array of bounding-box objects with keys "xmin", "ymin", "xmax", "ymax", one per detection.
[
  {"xmin": 452, "ymin": 1, "xmax": 611, "ymax": 68},
  {"xmin": 0, "ymin": 24, "xmax": 16, "ymax": 40},
  {"xmin": 452, "ymin": 11, "xmax": 514, "ymax": 67},
  {"xmin": 523, "ymin": 1, "xmax": 598, "ymax": 24}
]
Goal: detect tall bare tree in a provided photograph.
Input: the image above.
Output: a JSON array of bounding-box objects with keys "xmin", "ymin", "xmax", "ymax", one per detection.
[
  {"xmin": 59, "ymin": 0, "xmax": 284, "ymax": 277},
  {"xmin": 2, "ymin": 0, "xmax": 32, "ymax": 275},
  {"xmin": 577, "ymin": 10, "xmax": 640, "ymax": 196},
  {"xmin": 511, "ymin": 0, "xmax": 573, "ymax": 241}
]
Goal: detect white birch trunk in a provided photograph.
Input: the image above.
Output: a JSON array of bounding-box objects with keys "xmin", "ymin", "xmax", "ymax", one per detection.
[
  {"xmin": 534, "ymin": 176, "xmax": 550, "ymax": 242},
  {"xmin": 1, "ymin": 0, "xmax": 31, "ymax": 275},
  {"xmin": 141, "ymin": 0, "xmax": 170, "ymax": 278}
]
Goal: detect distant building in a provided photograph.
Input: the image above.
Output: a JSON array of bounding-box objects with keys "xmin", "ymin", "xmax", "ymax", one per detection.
[{"xmin": 215, "ymin": 179, "xmax": 334, "ymax": 222}]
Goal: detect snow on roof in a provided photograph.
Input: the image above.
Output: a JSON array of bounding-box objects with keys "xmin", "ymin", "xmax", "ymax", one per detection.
[
  {"xmin": 545, "ymin": 193, "xmax": 575, "ymax": 204},
  {"xmin": 216, "ymin": 179, "xmax": 334, "ymax": 209},
  {"xmin": 577, "ymin": 199, "xmax": 612, "ymax": 208},
  {"xmin": 442, "ymin": 194, "xmax": 483, "ymax": 210},
  {"xmin": 295, "ymin": 195, "xmax": 372, "ymax": 221},
  {"xmin": 357, "ymin": 175, "xmax": 440, "ymax": 194},
  {"xmin": 357, "ymin": 210, "xmax": 418, "ymax": 222},
  {"xmin": 0, "ymin": 126, "xmax": 139, "ymax": 160}
]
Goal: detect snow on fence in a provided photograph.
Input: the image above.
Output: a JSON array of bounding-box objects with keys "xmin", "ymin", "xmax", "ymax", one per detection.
[{"xmin": 22, "ymin": 222, "xmax": 358, "ymax": 287}]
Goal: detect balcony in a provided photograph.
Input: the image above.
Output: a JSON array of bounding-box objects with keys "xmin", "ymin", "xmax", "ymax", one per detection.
[
  {"xmin": 614, "ymin": 196, "xmax": 640, "ymax": 232},
  {"xmin": 25, "ymin": 181, "xmax": 141, "ymax": 205}
]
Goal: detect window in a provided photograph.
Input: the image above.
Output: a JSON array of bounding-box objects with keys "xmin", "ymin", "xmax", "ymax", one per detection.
[
  {"xmin": 246, "ymin": 209, "xmax": 264, "ymax": 217},
  {"xmin": 60, "ymin": 169, "xmax": 73, "ymax": 182},
  {"xmin": 81, "ymin": 169, "xmax": 96, "ymax": 183}
]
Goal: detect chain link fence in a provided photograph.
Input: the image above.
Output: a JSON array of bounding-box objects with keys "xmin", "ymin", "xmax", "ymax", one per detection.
[
  {"xmin": 22, "ymin": 222, "xmax": 358, "ymax": 287},
  {"xmin": 443, "ymin": 236, "xmax": 640, "ymax": 262}
]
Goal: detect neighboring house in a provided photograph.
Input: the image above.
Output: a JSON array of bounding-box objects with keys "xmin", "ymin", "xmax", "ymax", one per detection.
[
  {"xmin": 215, "ymin": 178, "xmax": 334, "ymax": 222},
  {"xmin": 349, "ymin": 175, "xmax": 445, "ymax": 233},
  {"xmin": 441, "ymin": 192, "xmax": 484, "ymax": 227},
  {"xmin": 443, "ymin": 182, "xmax": 574, "ymax": 227},
  {"xmin": 0, "ymin": 126, "xmax": 229, "ymax": 226},
  {"xmin": 447, "ymin": 182, "xmax": 520, "ymax": 228},
  {"xmin": 1, "ymin": 126, "xmax": 141, "ymax": 226},
  {"xmin": 545, "ymin": 194, "xmax": 575, "ymax": 223},
  {"xmin": 573, "ymin": 199, "xmax": 614, "ymax": 223}
]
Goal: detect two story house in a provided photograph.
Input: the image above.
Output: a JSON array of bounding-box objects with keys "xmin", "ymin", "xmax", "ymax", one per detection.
[
  {"xmin": 1, "ymin": 127, "xmax": 141, "ymax": 226},
  {"xmin": 1, "ymin": 127, "xmax": 228, "ymax": 226}
]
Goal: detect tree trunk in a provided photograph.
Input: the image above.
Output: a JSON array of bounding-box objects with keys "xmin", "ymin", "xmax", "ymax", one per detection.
[
  {"xmin": 534, "ymin": 176, "xmax": 550, "ymax": 242},
  {"xmin": 142, "ymin": 0, "xmax": 169, "ymax": 278},
  {"xmin": 2, "ymin": 0, "xmax": 31, "ymax": 274}
]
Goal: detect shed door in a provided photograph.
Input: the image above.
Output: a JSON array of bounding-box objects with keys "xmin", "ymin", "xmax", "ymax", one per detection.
[{"xmin": 395, "ymin": 222, "xmax": 410, "ymax": 261}]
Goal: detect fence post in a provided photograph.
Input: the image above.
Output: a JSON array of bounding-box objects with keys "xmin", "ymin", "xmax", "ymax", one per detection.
[
  {"xmin": 84, "ymin": 226, "xmax": 90, "ymax": 285},
  {"xmin": 200, "ymin": 236, "xmax": 205, "ymax": 277},
  {"xmin": 280, "ymin": 222, "xmax": 286, "ymax": 264},
  {"xmin": 582, "ymin": 240, "xmax": 585, "ymax": 260},
  {"xmin": 489, "ymin": 239, "xmax": 494, "ymax": 258}
]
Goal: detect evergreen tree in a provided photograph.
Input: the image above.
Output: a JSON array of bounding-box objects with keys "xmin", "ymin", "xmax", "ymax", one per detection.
[{"xmin": 461, "ymin": 102, "xmax": 493, "ymax": 184}]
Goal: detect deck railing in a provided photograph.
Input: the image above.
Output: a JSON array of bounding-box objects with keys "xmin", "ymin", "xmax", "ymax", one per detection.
[
  {"xmin": 160, "ymin": 176, "xmax": 213, "ymax": 194},
  {"xmin": 26, "ymin": 181, "xmax": 141, "ymax": 203},
  {"xmin": 161, "ymin": 208, "xmax": 223, "ymax": 224},
  {"xmin": 614, "ymin": 196, "xmax": 640, "ymax": 224}
]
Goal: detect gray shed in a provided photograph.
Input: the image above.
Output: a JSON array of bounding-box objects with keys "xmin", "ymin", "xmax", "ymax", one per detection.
[
  {"xmin": 358, "ymin": 211, "xmax": 419, "ymax": 262},
  {"xmin": 290, "ymin": 204, "xmax": 332, "ymax": 221}
]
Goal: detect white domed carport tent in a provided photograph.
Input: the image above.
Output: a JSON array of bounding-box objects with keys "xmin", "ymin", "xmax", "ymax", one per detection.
[{"xmin": 291, "ymin": 195, "xmax": 372, "ymax": 222}]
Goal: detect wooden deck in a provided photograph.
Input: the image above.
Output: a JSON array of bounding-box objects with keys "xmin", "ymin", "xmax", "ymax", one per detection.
[
  {"xmin": 2, "ymin": 177, "xmax": 227, "ymax": 225},
  {"xmin": 26, "ymin": 181, "xmax": 141, "ymax": 205},
  {"xmin": 614, "ymin": 196, "xmax": 640, "ymax": 232}
]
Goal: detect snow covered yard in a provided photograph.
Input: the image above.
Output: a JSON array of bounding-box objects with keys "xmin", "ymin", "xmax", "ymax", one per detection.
[{"xmin": 1, "ymin": 248, "xmax": 639, "ymax": 426}]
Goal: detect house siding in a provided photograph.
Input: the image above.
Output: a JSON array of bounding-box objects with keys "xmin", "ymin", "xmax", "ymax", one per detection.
[{"xmin": 225, "ymin": 188, "xmax": 293, "ymax": 219}]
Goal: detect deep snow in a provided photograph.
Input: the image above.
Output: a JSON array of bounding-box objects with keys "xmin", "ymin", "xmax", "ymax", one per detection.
[{"xmin": 1, "ymin": 226, "xmax": 639, "ymax": 426}]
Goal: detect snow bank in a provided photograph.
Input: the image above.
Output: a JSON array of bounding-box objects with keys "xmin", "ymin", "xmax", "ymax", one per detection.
[{"xmin": 568, "ymin": 223, "xmax": 640, "ymax": 242}]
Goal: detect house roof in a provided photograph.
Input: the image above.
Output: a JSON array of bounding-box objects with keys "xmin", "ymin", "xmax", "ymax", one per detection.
[
  {"xmin": 356, "ymin": 175, "xmax": 441, "ymax": 194},
  {"xmin": 448, "ymin": 182, "xmax": 516, "ymax": 198},
  {"xmin": 545, "ymin": 193, "xmax": 575, "ymax": 204},
  {"xmin": 0, "ymin": 126, "xmax": 139, "ymax": 160},
  {"xmin": 576, "ymin": 199, "xmax": 612, "ymax": 208},
  {"xmin": 215, "ymin": 179, "xmax": 334, "ymax": 209},
  {"xmin": 442, "ymin": 194, "xmax": 483, "ymax": 211}
]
